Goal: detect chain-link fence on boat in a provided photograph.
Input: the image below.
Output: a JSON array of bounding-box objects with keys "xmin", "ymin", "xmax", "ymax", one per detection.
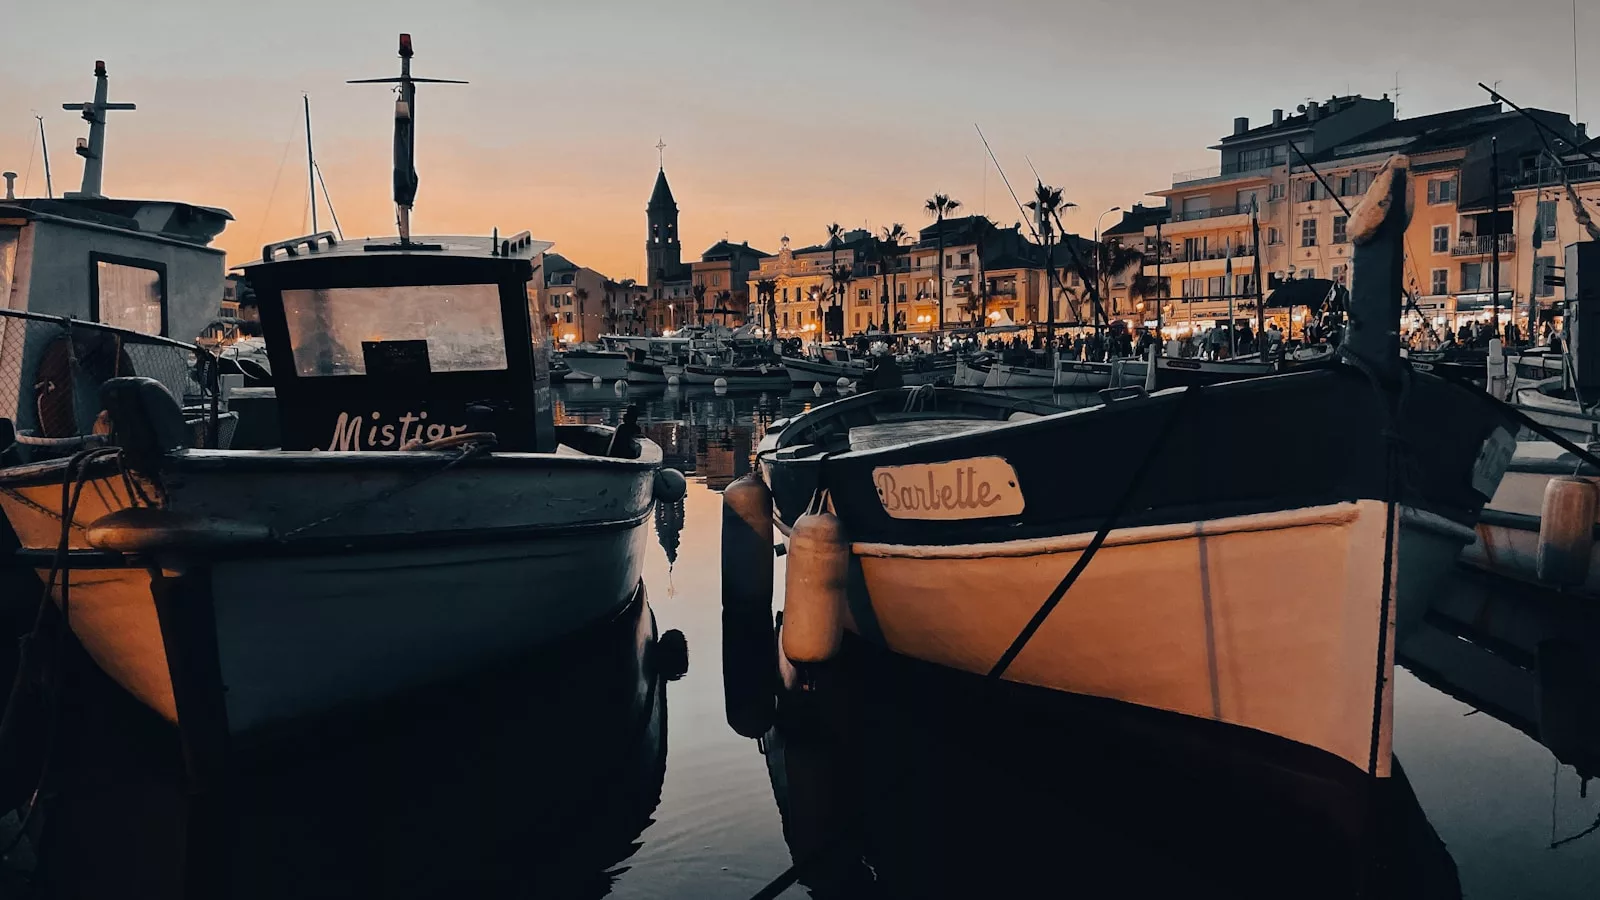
[{"xmin": 0, "ymin": 309, "xmax": 229, "ymax": 450}]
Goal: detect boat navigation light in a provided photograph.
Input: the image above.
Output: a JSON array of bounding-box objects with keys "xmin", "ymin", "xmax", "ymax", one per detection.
[
  {"xmin": 399, "ymin": 33, "xmax": 413, "ymax": 57},
  {"xmin": 395, "ymin": 99, "xmax": 411, "ymax": 121},
  {"xmin": 94, "ymin": 60, "xmax": 105, "ymax": 76}
]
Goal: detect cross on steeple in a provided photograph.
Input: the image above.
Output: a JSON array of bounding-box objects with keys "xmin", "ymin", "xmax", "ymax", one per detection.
[
  {"xmin": 62, "ymin": 60, "xmax": 137, "ymax": 198},
  {"xmin": 656, "ymin": 137, "xmax": 667, "ymax": 168}
]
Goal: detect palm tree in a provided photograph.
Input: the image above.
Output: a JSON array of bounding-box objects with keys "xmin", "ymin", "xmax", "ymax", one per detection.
[
  {"xmin": 756, "ymin": 277, "xmax": 778, "ymax": 342},
  {"xmin": 880, "ymin": 223, "xmax": 906, "ymax": 332},
  {"xmin": 716, "ymin": 289, "xmax": 733, "ymax": 327},
  {"xmin": 970, "ymin": 217, "xmax": 995, "ymax": 327},
  {"xmin": 691, "ymin": 283, "xmax": 707, "ymax": 328},
  {"xmin": 924, "ymin": 195, "xmax": 961, "ymax": 340},
  {"xmin": 574, "ymin": 287, "xmax": 590, "ymax": 342},
  {"xmin": 1025, "ymin": 183, "xmax": 1064, "ymax": 360},
  {"xmin": 825, "ymin": 223, "xmax": 845, "ymax": 339},
  {"xmin": 1089, "ymin": 240, "xmax": 1147, "ymax": 320},
  {"xmin": 829, "ymin": 264, "xmax": 852, "ymax": 340}
]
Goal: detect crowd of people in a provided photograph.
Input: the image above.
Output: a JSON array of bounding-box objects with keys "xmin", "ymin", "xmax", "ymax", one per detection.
[{"xmin": 1404, "ymin": 319, "xmax": 1556, "ymax": 352}]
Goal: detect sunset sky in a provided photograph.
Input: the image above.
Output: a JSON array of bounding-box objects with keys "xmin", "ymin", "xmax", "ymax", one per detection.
[{"xmin": 1, "ymin": 0, "xmax": 1591, "ymax": 279}]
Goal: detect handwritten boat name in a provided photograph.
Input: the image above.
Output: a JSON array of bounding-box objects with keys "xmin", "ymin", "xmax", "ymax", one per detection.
[
  {"xmin": 326, "ymin": 410, "xmax": 468, "ymax": 451},
  {"xmin": 872, "ymin": 457, "xmax": 1025, "ymax": 520}
]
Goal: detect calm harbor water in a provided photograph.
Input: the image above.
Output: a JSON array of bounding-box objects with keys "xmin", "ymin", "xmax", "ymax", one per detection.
[{"xmin": 22, "ymin": 382, "xmax": 1600, "ymax": 897}]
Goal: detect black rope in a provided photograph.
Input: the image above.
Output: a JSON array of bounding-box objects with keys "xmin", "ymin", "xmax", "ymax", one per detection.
[{"xmin": 988, "ymin": 386, "xmax": 1197, "ymax": 680}]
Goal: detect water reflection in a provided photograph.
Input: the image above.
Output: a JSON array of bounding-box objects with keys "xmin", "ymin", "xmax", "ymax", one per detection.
[{"xmin": 39, "ymin": 592, "xmax": 670, "ymax": 899}]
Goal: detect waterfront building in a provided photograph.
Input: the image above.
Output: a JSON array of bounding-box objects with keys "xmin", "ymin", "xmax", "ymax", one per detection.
[
  {"xmin": 691, "ymin": 240, "xmax": 771, "ymax": 327},
  {"xmin": 1508, "ymin": 138, "xmax": 1600, "ymax": 326}
]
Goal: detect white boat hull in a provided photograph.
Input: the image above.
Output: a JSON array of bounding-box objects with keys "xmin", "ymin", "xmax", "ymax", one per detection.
[
  {"xmin": 953, "ymin": 359, "xmax": 990, "ymax": 388},
  {"xmin": 834, "ymin": 500, "xmax": 1473, "ymax": 776},
  {"xmin": 783, "ymin": 356, "xmax": 866, "ymax": 385},
  {"xmin": 0, "ymin": 442, "xmax": 659, "ymax": 738},
  {"xmin": 982, "ymin": 363, "xmax": 1054, "ymax": 390},
  {"xmin": 1052, "ymin": 361, "xmax": 1113, "ymax": 392},
  {"xmin": 564, "ymin": 352, "xmax": 630, "ymax": 382}
]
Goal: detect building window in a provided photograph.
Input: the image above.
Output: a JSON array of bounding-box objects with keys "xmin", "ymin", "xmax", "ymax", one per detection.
[
  {"xmin": 1181, "ymin": 277, "xmax": 1202, "ymax": 299},
  {"xmin": 1267, "ymin": 226, "xmax": 1282, "ymax": 245},
  {"xmin": 712, "ymin": 274, "xmax": 722, "ymax": 286},
  {"xmin": 1535, "ymin": 256, "xmax": 1557, "ymax": 297},
  {"xmin": 1331, "ymin": 264, "xmax": 1347, "ymax": 286},
  {"xmin": 782, "ymin": 287, "xmax": 788, "ymax": 302},
  {"xmin": 1427, "ymin": 177, "xmax": 1457, "ymax": 204},
  {"xmin": 945, "ymin": 254, "xmax": 954, "ymax": 267},
  {"xmin": 782, "ymin": 312, "xmax": 789, "ymax": 327},
  {"xmin": 1430, "ymin": 268, "xmax": 1448, "ymax": 295},
  {"xmin": 858, "ymin": 288, "xmax": 871, "ymax": 301},
  {"xmin": 1300, "ymin": 219, "xmax": 1318, "ymax": 247},
  {"xmin": 1338, "ymin": 171, "xmax": 1373, "ymax": 197},
  {"xmin": 959, "ymin": 252, "xmax": 971, "ymax": 266},
  {"xmin": 1234, "ymin": 274, "xmax": 1256, "ymax": 296},
  {"xmin": 1207, "ymin": 275, "xmax": 1226, "ymax": 297},
  {"xmin": 1269, "ymin": 182, "xmax": 1286, "ymax": 201},
  {"xmin": 1432, "ymin": 225, "xmax": 1450, "ymax": 253},
  {"xmin": 1332, "ymin": 215, "xmax": 1348, "ymax": 244},
  {"xmin": 1460, "ymin": 262, "xmax": 1482, "ymax": 292},
  {"xmin": 93, "ymin": 255, "xmax": 167, "ymax": 335},
  {"xmin": 1537, "ymin": 199, "xmax": 1558, "ymax": 240},
  {"xmin": 1297, "ymin": 181, "xmax": 1326, "ymax": 203},
  {"xmin": 564, "ymin": 312, "xmax": 573, "ymax": 323}
]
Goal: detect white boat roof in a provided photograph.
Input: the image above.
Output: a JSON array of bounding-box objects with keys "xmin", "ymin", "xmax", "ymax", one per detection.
[{"xmin": 238, "ymin": 231, "xmax": 552, "ymax": 269}]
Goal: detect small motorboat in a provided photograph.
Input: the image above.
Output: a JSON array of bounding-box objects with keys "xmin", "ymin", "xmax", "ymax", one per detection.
[
  {"xmin": 782, "ymin": 344, "xmax": 870, "ymax": 385},
  {"xmin": 953, "ymin": 353, "xmax": 994, "ymax": 387},
  {"xmin": 0, "ymin": 36, "xmax": 674, "ymax": 746},
  {"xmin": 563, "ymin": 340, "xmax": 631, "ymax": 382},
  {"xmin": 1051, "ymin": 357, "xmax": 1115, "ymax": 392},
  {"xmin": 680, "ymin": 347, "xmax": 790, "ymax": 388},
  {"xmin": 748, "ymin": 158, "xmax": 1514, "ymax": 782}
]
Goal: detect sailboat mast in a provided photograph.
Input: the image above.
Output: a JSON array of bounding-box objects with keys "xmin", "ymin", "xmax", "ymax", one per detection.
[
  {"xmin": 1251, "ymin": 200, "xmax": 1264, "ymax": 349},
  {"xmin": 304, "ymin": 94, "xmax": 318, "ymax": 234},
  {"xmin": 35, "ymin": 116, "xmax": 52, "ymax": 199}
]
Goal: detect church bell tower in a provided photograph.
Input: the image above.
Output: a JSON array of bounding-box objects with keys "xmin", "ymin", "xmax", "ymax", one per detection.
[{"xmin": 645, "ymin": 143, "xmax": 681, "ymax": 289}]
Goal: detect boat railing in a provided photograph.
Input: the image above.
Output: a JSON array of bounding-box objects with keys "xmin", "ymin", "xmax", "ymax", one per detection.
[{"xmin": 0, "ymin": 307, "xmax": 228, "ymax": 448}]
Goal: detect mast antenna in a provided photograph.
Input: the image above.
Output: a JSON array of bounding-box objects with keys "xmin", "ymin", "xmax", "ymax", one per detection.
[
  {"xmin": 348, "ymin": 34, "xmax": 466, "ymax": 244},
  {"xmin": 62, "ymin": 60, "xmax": 136, "ymax": 198}
]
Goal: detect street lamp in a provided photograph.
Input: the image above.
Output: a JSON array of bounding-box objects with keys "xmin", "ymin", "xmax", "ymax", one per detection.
[{"xmin": 1094, "ymin": 206, "xmax": 1122, "ymax": 313}]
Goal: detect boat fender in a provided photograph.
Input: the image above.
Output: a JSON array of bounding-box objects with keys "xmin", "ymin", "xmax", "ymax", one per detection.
[
  {"xmin": 721, "ymin": 479, "xmax": 776, "ymax": 735},
  {"xmin": 613, "ymin": 380, "xmax": 627, "ymax": 394},
  {"xmin": 1537, "ymin": 477, "xmax": 1597, "ymax": 586},
  {"xmin": 812, "ymin": 383, "xmax": 824, "ymax": 397},
  {"xmin": 782, "ymin": 511, "xmax": 849, "ymax": 664},
  {"xmin": 654, "ymin": 467, "xmax": 688, "ymax": 502},
  {"xmin": 592, "ymin": 375, "xmax": 603, "ymax": 385},
  {"xmin": 668, "ymin": 375, "xmax": 681, "ymax": 386},
  {"xmin": 655, "ymin": 628, "xmax": 689, "ymax": 681},
  {"xmin": 835, "ymin": 376, "xmax": 851, "ymax": 389},
  {"xmin": 86, "ymin": 507, "xmax": 272, "ymax": 553},
  {"xmin": 714, "ymin": 377, "xmax": 729, "ymax": 390}
]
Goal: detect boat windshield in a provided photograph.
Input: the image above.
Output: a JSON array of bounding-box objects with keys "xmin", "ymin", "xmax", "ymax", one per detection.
[{"xmin": 282, "ymin": 284, "xmax": 507, "ymax": 377}]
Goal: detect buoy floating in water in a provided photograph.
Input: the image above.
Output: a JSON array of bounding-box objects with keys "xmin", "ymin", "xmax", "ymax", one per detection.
[
  {"xmin": 836, "ymin": 376, "xmax": 851, "ymax": 389},
  {"xmin": 653, "ymin": 467, "xmax": 688, "ymax": 502},
  {"xmin": 782, "ymin": 511, "xmax": 849, "ymax": 664},
  {"xmin": 714, "ymin": 377, "xmax": 729, "ymax": 390},
  {"xmin": 668, "ymin": 374, "xmax": 681, "ymax": 386},
  {"xmin": 613, "ymin": 380, "xmax": 626, "ymax": 394},
  {"xmin": 1537, "ymin": 476, "xmax": 1597, "ymax": 586},
  {"xmin": 591, "ymin": 375, "xmax": 602, "ymax": 386}
]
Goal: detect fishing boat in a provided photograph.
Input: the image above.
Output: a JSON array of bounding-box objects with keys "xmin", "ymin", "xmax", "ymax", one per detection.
[
  {"xmin": 782, "ymin": 343, "xmax": 870, "ymax": 385},
  {"xmin": 953, "ymin": 353, "xmax": 994, "ymax": 387},
  {"xmin": 980, "ymin": 350, "xmax": 1057, "ymax": 389},
  {"xmin": 1109, "ymin": 354, "xmax": 1275, "ymax": 389},
  {"xmin": 0, "ymin": 36, "xmax": 673, "ymax": 744},
  {"xmin": 680, "ymin": 346, "xmax": 790, "ymax": 388},
  {"xmin": 564, "ymin": 342, "xmax": 631, "ymax": 382},
  {"xmin": 748, "ymin": 158, "xmax": 1515, "ymax": 781},
  {"xmin": 1052, "ymin": 358, "xmax": 1115, "ymax": 391}
]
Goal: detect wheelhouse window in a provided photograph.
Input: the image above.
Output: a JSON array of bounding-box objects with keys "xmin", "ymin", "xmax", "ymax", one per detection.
[
  {"xmin": 282, "ymin": 283, "xmax": 507, "ymax": 377},
  {"xmin": 93, "ymin": 255, "xmax": 165, "ymax": 335}
]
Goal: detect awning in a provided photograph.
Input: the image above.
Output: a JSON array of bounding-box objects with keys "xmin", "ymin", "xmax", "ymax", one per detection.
[
  {"xmin": 1454, "ymin": 291, "xmax": 1515, "ymax": 311},
  {"xmin": 1263, "ymin": 278, "xmax": 1335, "ymax": 310}
]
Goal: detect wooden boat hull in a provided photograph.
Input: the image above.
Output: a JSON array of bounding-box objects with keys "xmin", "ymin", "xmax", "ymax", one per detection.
[
  {"xmin": 953, "ymin": 359, "xmax": 990, "ymax": 388},
  {"xmin": 1460, "ymin": 441, "xmax": 1600, "ymax": 595},
  {"xmin": 982, "ymin": 363, "xmax": 1054, "ymax": 390},
  {"xmin": 782, "ymin": 356, "xmax": 867, "ymax": 385},
  {"xmin": 681, "ymin": 364, "xmax": 790, "ymax": 387},
  {"xmin": 0, "ymin": 433, "xmax": 661, "ymax": 738},
  {"xmin": 1052, "ymin": 360, "xmax": 1113, "ymax": 392},
  {"xmin": 760, "ymin": 368, "xmax": 1512, "ymax": 776},
  {"xmin": 845, "ymin": 501, "xmax": 1469, "ymax": 777},
  {"xmin": 564, "ymin": 350, "xmax": 630, "ymax": 382}
]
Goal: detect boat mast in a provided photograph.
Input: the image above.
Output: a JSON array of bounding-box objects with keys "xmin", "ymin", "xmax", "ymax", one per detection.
[
  {"xmin": 304, "ymin": 94, "xmax": 318, "ymax": 234},
  {"xmin": 348, "ymin": 34, "xmax": 466, "ymax": 245},
  {"xmin": 62, "ymin": 60, "xmax": 136, "ymax": 199},
  {"xmin": 1251, "ymin": 199, "xmax": 1264, "ymax": 349},
  {"xmin": 35, "ymin": 116, "xmax": 53, "ymax": 199}
]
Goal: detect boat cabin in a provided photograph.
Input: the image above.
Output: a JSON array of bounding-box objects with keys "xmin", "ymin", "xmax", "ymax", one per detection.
[{"xmin": 241, "ymin": 230, "xmax": 558, "ymax": 453}]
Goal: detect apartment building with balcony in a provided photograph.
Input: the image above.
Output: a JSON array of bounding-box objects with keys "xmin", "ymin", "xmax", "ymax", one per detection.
[
  {"xmin": 691, "ymin": 239, "xmax": 771, "ymax": 326},
  {"xmin": 1507, "ymin": 139, "xmax": 1600, "ymax": 324},
  {"xmin": 750, "ymin": 230, "xmax": 876, "ymax": 337},
  {"xmin": 1101, "ymin": 203, "xmax": 1171, "ymax": 319}
]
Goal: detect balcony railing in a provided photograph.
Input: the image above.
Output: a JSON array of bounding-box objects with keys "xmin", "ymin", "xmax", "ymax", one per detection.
[
  {"xmin": 1451, "ymin": 234, "xmax": 1516, "ymax": 257},
  {"xmin": 1171, "ymin": 156, "xmax": 1287, "ymax": 186},
  {"xmin": 1511, "ymin": 163, "xmax": 1600, "ymax": 188},
  {"xmin": 1144, "ymin": 245, "xmax": 1257, "ymax": 265},
  {"xmin": 1168, "ymin": 205, "xmax": 1252, "ymax": 223}
]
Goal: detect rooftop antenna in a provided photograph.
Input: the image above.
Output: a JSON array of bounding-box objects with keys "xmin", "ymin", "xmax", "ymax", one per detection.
[
  {"xmin": 1575, "ymin": 0, "xmax": 1582, "ymax": 125},
  {"xmin": 62, "ymin": 60, "xmax": 136, "ymax": 198},
  {"xmin": 1391, "ymin": 71, "xmax": 1402, "ymax": 117},
  {"xmin": 35, "ymin": 115, "xmax": 53, "ymax": 199},
  {"xmin": 348, "ymin": 34, "xmax": 466, "ymax": 245}
]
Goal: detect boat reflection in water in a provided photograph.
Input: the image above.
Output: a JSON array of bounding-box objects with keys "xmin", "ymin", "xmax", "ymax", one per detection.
[
  {"xmin": 37, "ymin": 588, "xmax": 677, "ymax": 899},
  {"xmin": 736, "ymin": 631, "xmax": 1460, "ymax": 899}
]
